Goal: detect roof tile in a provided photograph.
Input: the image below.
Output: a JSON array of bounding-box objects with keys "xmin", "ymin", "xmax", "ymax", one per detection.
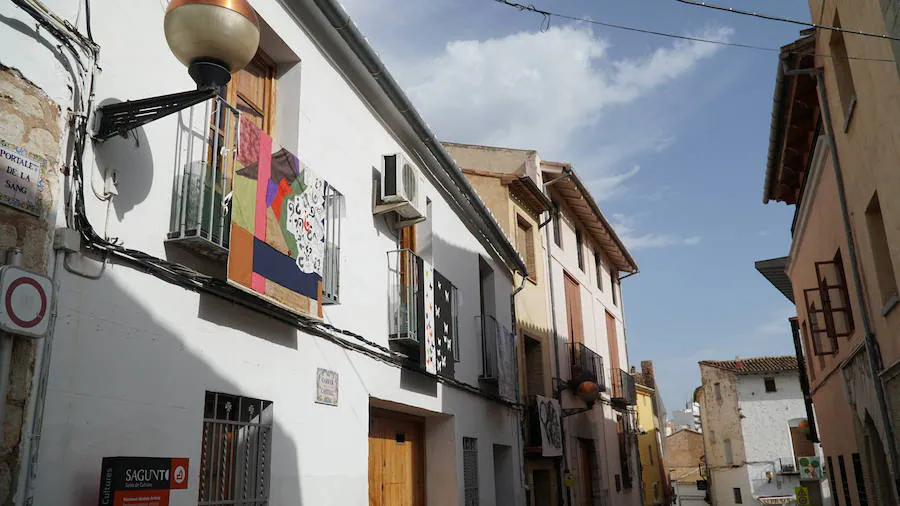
[{"xmin": 699, "ymin": 356, "xmax": 798, "ymax": 375}]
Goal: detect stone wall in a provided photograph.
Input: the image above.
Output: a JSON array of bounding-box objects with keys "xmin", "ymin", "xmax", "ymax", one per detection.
[{"xmin": 0, "ymin": 63, "xmax": 63, "ymax": 504}]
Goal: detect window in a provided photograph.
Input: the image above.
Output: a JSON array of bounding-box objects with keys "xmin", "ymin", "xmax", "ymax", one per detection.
[
  {"xmin": 839, "ymin": 455, "xmax": 853, "ymax": 506},
  {"xmin": 829, "ymin": 12, "xmax": 856, "ymax": 127},
  {"xmin": 827, "ymin": 456, "xmax": 840, "ymax": 506},
  {"xmin": 595, "ymin": 252, "xmax": 604, "ymax": 291},
  {"xmin": 764, "ymin": 377, "xmax": 777, "ymax": 393},
  {"xmin": 612, "ymin": 278, "xmax": 618, "ymax": 306},
  {"xmin": 464, "ymin": 437, "xmax": 480, "ymax": 506},
  {"xmin": 733, "ymin": 487, "xmax": 743, "ymax": 504},
  {"xmin": 866, "ymin": 193, "xmax": 898, "ymax": 310},
  {"xmin": 516, "ymin": 215, "xmax": 536, "ymax": 281},
  {"xmin": 852, "ymin": 453, "xmax": 869, "ymax": 506},
  {"xmin": 576, "ymin": 229, "xmax": 585, "ymax": 271},
  {"xmin": 714, "ymin": 383, "xmax": 722, "ymax": 401},
  {"xmin": 648, "ymin": 445, "xmax": 654, "ymax": 465},
  {"xmin": 229, "ymin": 51, "xmax": 277, "ymax": 133},
  {"xmin": 653, "ymin": 482, "xmax": 660, "ymax": 501},
  {"xmin": 552, "ymin": 206, "xmax": 562, "ymax": 248},
  {"xmin": 198, "ymin": 392, "xmax": 273, "ymax": 506},
  {"xmin": 724, "ymin": 439, "xmax": 733, "ymax": 465}
]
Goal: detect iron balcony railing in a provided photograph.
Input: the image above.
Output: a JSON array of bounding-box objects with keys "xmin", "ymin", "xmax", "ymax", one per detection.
[
  {"xmin": 168, "ymin": 95, "xmax": 239, "ymax": 259},
  {"xmin": 478, "ymin": 314, "xmax": 501, "ymax": 381},
  {"xmin": 570, "ymin": 342, "xmax": 605, "ymax": 390},
  {"xmin": 387, "ymin": 249, "xmax": 421, "ymax": 349},
  {"xmin": 778, "ymin": 457, "xmax": 801, "ymax": 474},
  {"xmin": 611, "ymin": 368, "xmax": 637, "ymax": 406}
]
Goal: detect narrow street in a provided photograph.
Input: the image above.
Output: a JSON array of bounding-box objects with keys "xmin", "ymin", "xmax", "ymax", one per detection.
[{"xmin": 0, "ymin": 0, "xmax": 898, "ymax": 505}]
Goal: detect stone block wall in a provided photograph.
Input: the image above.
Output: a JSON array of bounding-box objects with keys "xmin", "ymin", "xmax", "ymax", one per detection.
[{"xmin": 0, "ymin": 63, "xmax": 63, "ymax": 504}]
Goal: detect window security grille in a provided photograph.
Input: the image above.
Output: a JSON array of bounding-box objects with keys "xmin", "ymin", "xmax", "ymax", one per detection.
[
  {"xmin": 199, "ymin": 392, "xmax": 273, "ymax": 506},
  {"xmin": 852, "ymin": 453, "xmax": 869, "ymax": 506},
  {"xmin": 463, "ymin": 437, "xmax": 479, "ymax": 506},
  {"xmin": 804, "ymin": 251, "xmax": 854, "ymax": 356},
  {"xmin": 839, "ymin": 455, "xmax": 853, "ymax": 506},
  {"xmin": 321, "ymin": 187, "xmax": 344, "ymax": 304}
]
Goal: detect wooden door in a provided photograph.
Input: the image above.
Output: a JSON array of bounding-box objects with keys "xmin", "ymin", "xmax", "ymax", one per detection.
[
  {"xmin": 564, "ymin": 273, "xmax": 584, "ymax": 345},
  {"xmin": 605, "ymin": 311, "xmax": 619, "ymax": 373},
  {"xmin": 578, "ymin": 438, "xmax": 596, "ymax": 506},
  {"xmin": 369, "ymin": 409, "xmax": 425, "ymax": 506}
]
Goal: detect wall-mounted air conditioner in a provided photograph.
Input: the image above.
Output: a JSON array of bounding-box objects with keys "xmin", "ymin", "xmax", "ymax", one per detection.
[{"xmin": 374, "ymin": 153, "xmax": 427, "ymax": 227}]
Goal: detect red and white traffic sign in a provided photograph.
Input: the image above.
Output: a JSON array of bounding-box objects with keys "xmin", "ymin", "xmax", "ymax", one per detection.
[{"xmin": 0, "ymin": 265, "xmax": 52, "ymax": 338}]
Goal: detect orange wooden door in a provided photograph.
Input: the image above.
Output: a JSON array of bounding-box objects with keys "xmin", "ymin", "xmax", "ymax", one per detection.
[
  {"xmin": 564, "ymin": 273, "xmax": 584, "ymax": 346},
  {"xmin": 606, "ymin": 311, "xmax": 619, "ymax": 373},
  {"xmin": 369, "ymin": 410, "xmax": 425, "ymax": 506}
]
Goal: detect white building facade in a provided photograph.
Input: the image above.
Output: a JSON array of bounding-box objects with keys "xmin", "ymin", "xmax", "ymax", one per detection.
[
  {"xmin": 697, "ymin": 357, "xmax": 831, "ymax": 506},
  {"xmin": 0, "ymin": 1, "xmax": 531, "ymax": 505},
  {"xmin": 542, "ymin": 162, "xmax": 642, "ymax": 506}
]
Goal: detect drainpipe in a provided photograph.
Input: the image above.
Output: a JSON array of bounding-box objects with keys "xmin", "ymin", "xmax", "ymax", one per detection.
[
  {"xmin": 509, "ymin": 274, "xmax": 528, "ymax": 504},
  {"xmin": 0, "ymin": 248, "xmax": 23, "ymax": 449},
  {"xmin": 542, "ymin": 198, "xmax": 571, "ymax": 506},
  {"xmin": 789, "ymin": 318, "xmax": 820, "ymax": 444},
  {"xmin": 788, "ymin": 66, "xmax": 900, "ymax": 498}
]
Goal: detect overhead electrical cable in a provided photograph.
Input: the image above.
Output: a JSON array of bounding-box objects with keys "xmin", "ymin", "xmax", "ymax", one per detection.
[
  {"xmin": 673, "ymin": 0, "xmax": 900, "ymax": 42},
  {"xmin": 491, "ymin": 0, "xmax": 896, "ymax": 62}
]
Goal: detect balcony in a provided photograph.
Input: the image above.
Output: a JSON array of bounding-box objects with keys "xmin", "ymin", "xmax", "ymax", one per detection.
[
  {"xmin": 387, "ymin": 249, "xmax": 422, "ymax": 349},
  {"xmin": 570, "ymin": 342, "xmax": 605, "ymax": 391},
  {"xmin": 167, "ymin": 95, "xmax": 239, "ymax": 259},
  {"xmin": 478, "ymin": 315, "xmax": 503, "ymax": 381},
  {"xmin": 477, "ymin": 314, "xmax": 516, "ymax": 400},
  {"xmin": 611, "ymin": 368, "xmax": 637, "ymax": 407}
]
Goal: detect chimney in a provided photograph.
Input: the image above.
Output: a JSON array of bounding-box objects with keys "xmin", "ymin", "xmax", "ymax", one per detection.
[
  {"xmin": 641, "ymin": 360, "xmax": 656, "ymax": 389},
  {"xmin": 735, "ymin": 356, "xmax": 744, "ymax": 370}
]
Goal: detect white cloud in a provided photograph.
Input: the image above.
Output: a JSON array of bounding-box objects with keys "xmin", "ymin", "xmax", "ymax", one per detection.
[
  {"xmin": 587, "ymin": 165, "xmax": 641, "ymax": 199},
  {"xmin": 611, "ymin": 213, "xmax": 702, "ymax": 251},
  {"xmin": 396, "ymin": 24, "xmax": 733, "ymax": 157}
]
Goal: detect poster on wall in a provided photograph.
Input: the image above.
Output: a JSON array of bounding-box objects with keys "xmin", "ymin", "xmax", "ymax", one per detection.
[
  {"xmin": 798, "ymin": 456, "xmax": 822, "ymax": 480},
  {"xmin": 97, "ymin": 457, "xmax": 188, "ymax": 506},
  {"xmin": 536, "ymin": 395, "xmax": 563, "ymax": 457},
  {"xmin": 432, "ymin": 269, "xmax": 455, "ymax": 378},
  {"xmin": 227, "ymin": 116, "xmax": 330, "ymax": 319},
  {"xmin": 0, "ymin": 138, "xmax": 49, "ymax": 216}
]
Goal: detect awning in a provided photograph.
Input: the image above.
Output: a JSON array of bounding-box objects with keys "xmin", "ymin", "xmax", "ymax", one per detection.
[
  {"xmin": 755, "ymin": 256, "xmax": 794, "ymax": 303},
  {"xmin": 756, "ymin": 495, "xmax": 796, "ymax": 505}
]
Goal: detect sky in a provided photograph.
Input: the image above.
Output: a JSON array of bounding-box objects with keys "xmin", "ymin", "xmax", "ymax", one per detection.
[{"xmin": 339, "ymin": 0, "xmax": 810, "ymax": 412}]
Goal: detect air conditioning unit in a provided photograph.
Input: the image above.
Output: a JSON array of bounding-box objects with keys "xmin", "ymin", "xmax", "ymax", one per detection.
[{"xmin": 375, "ymin": 153, "xmax": 427, "ymax": 226}]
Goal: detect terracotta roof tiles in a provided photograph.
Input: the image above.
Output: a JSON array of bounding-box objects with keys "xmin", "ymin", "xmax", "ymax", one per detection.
[{"xmin": 699, "ymin": 356, "xmax": 798, "ymax": 375}]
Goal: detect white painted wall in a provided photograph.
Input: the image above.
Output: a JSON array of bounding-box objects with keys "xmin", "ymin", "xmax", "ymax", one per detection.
[
  {"xmin": 0, "ymin": 1, "xmax": 524, "ymax": 505},
  {"xmin": 673, "ymin": 482, "xmax": 707, "ymax": 506},
  {"xmin": 544, "ymin": 170, "xmax": 638, "ymax": 506}
]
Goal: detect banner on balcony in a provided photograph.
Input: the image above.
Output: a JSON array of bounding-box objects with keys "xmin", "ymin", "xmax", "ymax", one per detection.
[
  {"xmin": 536, "ymin": 395, "xmax": 563, "ymax": 457},
  {"xmin": 415, "ymin": 258, "xmax": 455, "ymax": 378},
  {"xmin": 227, "ymin": 116, "xmax": 327, "ymax": 319}
]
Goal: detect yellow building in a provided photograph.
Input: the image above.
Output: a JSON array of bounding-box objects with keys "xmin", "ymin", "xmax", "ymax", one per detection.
[{"xmin": 635, "ymin": 362, "xmax": 669, "ymax": 506}]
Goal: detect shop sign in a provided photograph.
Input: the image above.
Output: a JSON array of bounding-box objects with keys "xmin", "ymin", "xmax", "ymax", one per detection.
[{"xmin": 98, "ymin": 457, "xmax": 189, "ymax": 506}]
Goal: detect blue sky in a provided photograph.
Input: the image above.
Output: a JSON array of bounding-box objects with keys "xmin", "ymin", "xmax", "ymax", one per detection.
[{"xmin": 340, "ymin": 0, "xmax": 809, "ymax": 411}]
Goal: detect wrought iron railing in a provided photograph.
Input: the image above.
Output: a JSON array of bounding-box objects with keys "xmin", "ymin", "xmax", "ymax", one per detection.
[
  {"xmin": 611, "ymin": 368, "xmax": 637, "ymax": 405},
  {"xmin": 387, "ymin": 249, "xmax": 421, "ymax": 348},
  {"xmin": 168, "ymin": 95, "xmax": 239, "ymax": 258},
  {"xmin": 570, "ymin": 342, "xmax": 605, "ymax": 390},
  {"xmin": 478, "ymin": 314, "xmax": 501, "ymax": 381}
]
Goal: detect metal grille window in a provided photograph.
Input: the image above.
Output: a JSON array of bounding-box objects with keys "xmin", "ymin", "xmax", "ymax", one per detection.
[
  {"xmin": 852, "ymin": 453, "xmax": 869, "ymax": 506},
  {"xmin": 478, "ymin": 315, "xmax": 501, "ymax": 381},
  {"xmin": 321, "ymin": 187, "xmax": 344, "ymax": 304},
  {"xmin": 199, "ymin": 392, "xmax": 273, "ymax": 506},
  {"xmin": 576, "ymin": 230, "xmax": 585, "ymax": 271},
  {"xmin": 552, "ymin": 206, "xmax": 562, "ymax": 248},
  {"xmin": 827, "ymin": 456, "xmax": 840, "ymax": 506},
  {"xmin": 463, "ymin": 437, "xmax": 479, "ymax": 506},
  {"xmin": 733, "ymin": 487, "xmax": 743, "ymax": 504},
  {"xmin": 838, "ymin": 455, "xmax": 853, "ymax": 506},
  {"xmin": 595, "ymin": 252, "xmax": 603, "ymax": 291}
]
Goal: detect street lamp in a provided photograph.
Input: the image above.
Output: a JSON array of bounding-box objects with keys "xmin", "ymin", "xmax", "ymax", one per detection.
[{"xmin": 95, "ymin": 0, "xmax": 261, "ymax": 140}]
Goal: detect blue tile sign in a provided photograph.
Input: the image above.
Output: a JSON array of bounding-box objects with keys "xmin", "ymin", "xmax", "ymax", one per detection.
[
  {"xmin": 0, "ymin": 139, "xmax": 48, "ymax": 216},
  {"xmin": 315, "ymin": 368, "xmax": 339, "ymax": 406}
]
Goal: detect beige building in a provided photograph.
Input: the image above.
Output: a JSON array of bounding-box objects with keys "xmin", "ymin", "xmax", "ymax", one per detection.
[
  {"xmin": 758, "ymin": 2, "xmax": 900, "ymax": 502},
  {"xmin": 449, "ymin": 143, "xmax": 641, "ymax": 506},
  {"xmin": 666, "ymin": 428, "xmax": 706, "ymax": 506}
]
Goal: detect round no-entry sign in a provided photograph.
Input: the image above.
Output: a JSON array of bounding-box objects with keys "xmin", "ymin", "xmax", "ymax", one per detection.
[{"xmin": 0, "ymin": 266, "xmax": 52, "ymax": 339}]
